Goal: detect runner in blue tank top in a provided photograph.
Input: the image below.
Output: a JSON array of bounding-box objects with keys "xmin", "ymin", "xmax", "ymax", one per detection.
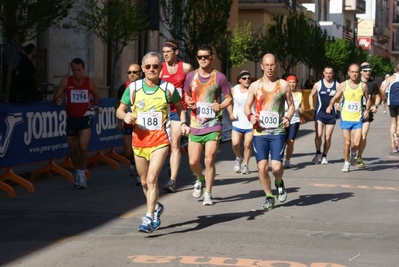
[{"xmin": 308, "ymin": 67, "xmax": 339, "ymax": 165}]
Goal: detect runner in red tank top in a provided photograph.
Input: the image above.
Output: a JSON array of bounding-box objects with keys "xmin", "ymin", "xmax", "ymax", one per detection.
[
  {"xmin": 116, "ymin": 63, "xmax": 143, "ymax": 185},
  {"xmin": 160, "ymin": 39, "xmax": 193, "ymax": 193},
  {"xmin": 54, "ymin": 58, "xmax": 100, "ymax": 189}
]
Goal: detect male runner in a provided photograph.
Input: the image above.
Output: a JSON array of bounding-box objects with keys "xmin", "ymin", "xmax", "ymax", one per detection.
[{"xmin": 244, "ymin": 53, "xmax": 294, "ymax": 210}]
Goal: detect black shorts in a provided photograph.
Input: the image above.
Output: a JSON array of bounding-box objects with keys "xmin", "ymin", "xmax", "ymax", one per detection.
[
  {"xmin": 315, "ymin": 111, "xmax": 336, "ymax": 125},
  {"xmin": 362, "ymin": 110, "xmax": 374, "ymax": 123},
  {"xmin": 66, "ymin": 116, "xmax": 92, "ymax": 136},
  {"xmin": 389, "ymin": 105, "xmax": 399, "ymax": 118},
  {"xmin": 123, "ymin": 127, "xmax": 133, "ymax": 135}
]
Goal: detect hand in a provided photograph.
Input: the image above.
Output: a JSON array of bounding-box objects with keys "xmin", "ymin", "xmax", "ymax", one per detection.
[
  {"xmin": 334, "ymin": 103, "xmax": 341, "ymax": 111},
  {"xmin": 363, "ymin": 110, "xmax": 369, "ymax": 119},
  {"xmin": 186, "ymin": 96, "xmax": 196, "ymax": 109},
  {"xmin": 56, "ymin": 97, "xmax": 63, "ymax": 106},
  {"xmin": 229, "ymin": 113, "xmax": 237, "ymax": 121},
  {"xmin": 283, "ymin": 117, "xmax": 290, "ymax": 128},
  {"xmin": 181, "ymin": 124, "xmax": 190, "ymax": 135},
  {"xmin": 326, "ymin": 105, "xmax": 332, "ymax": 114},
  {"xmin": 213, "ymin": 100, "xmax": 221, "ymax": 112},
  {"xmin": 297, "ymin": 107, "xmax": 304, "ymax": 114},
  {"xmin": 370, "ymin": 105, "xmax": 378, "ymax": 114},
  {"xmin": 124, "ymin": 112, "xmax": 136, "ymax": 124},
  {"xmin": 93, "ymin": 105, "xmax": 102, "ymax": 114}
]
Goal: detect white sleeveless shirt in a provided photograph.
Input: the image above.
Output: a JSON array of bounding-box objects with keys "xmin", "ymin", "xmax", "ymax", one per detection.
[{"xmin": 232, "ymin": 84, "xmax": 253, "ymax": 130}]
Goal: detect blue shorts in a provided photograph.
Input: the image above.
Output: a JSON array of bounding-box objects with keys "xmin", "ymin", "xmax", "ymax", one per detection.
[
  {"xmin": 170, "ymin": 110, "xmax": 190, "ymax": 124},
  {"xmin": 66, "ymin": 116, "xmax": 92, "ymax": 136},
  {"xmin": 285, "ymin": 122, "xmax": 300, "ymax": 140},
  {"xmin": 123, "ymin": 127, "xmax": 133, "ymax": 135},
  {"xmin": 340, "ymin": 120, "xmax": 362, "ymax": 130},
  {"xmin": 252, "ymin": 135, "xmax": 285, "ymax": 162},
  {"xmin": 232, "ymin": 126, "xmax": 252, "ymax": 134},
  {"xmin": 315, "ymin": 111, "xmax": 336, "ymax": 125}
]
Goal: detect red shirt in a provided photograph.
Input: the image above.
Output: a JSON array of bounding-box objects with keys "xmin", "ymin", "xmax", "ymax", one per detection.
[
  {"xmin": 161, "ymin": 61, "xmax": 187, "ymax": 111},
  {"xmin": 65, "ymin": 76, "xmax": 92, "ymax": 118}
]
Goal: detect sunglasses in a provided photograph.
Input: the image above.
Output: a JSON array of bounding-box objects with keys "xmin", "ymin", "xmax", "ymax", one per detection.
[
  {"xmin": 197, "ymin": 55, "xmax": 212, "ymax": 60},
  {"xmin": 362, "ymin": 70, "xmax": 371, "ymax": 73},
  {"xmin": 127, "ymin": 70, "xmax": 141, "ymax": 74},
  {"xmin": 241, "ymin": 77, "xmax": 250, "ymax": 81},
  {"xmin": 144, "ymin": 64, "xmax": 159, "ymax": 70}
]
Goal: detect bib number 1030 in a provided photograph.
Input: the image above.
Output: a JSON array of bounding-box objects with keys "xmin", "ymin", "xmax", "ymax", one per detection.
[
  {"xmin": 137, "ymin": 112, "xmax": 162, "ymax": 130},
  {"xmin": 259, "ymin": 111, "xmax": 279, "ymax": 128}
]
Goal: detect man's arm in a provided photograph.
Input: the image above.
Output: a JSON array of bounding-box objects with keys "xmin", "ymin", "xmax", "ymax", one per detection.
[
  {"xmin": 326, "ymin": 82, "xmax": 344, "ymax": 113},
  {"xmin": 282, "ymin": 81, "xmax": 294, "ymax": 125},
  {"xmin": 226, "ymin": 87, "xmax": 235, "ymax": 120},
  {"xmin": 308, "ymin": 81, "xmax": 319, "ymax": 110},
  {"xmin": 363, "ymin": 83, "xmax": 371, "ymax": 111},
  {"xmin": 53, "ymin": 77, "xmax": 67, "ymax": 106},
  {"xmin": 90, "ymin": 78, "xmax": 101, "ymax": 114},
  {"xmin": 183, "ymin": 62, "xmax": 193, "ymax": 74},
  {"xmin": 244, "ymin": 82, "xmax": 257, "ymax": 124}
]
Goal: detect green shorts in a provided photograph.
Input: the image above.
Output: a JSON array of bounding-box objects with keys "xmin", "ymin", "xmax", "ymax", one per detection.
[{"xmin": 189, "ymin": 131, "xmax": 221, "ymax": 145}]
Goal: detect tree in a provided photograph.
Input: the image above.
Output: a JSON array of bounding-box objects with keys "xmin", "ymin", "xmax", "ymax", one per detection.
[
  {"xmin": 244, "ymin": 26, "xmax": 269, "ymax": 78},
  {"xmin": 229, "ymin": 22, "xmax": 252, "ymax": 68},
  {"xmin": 325, "ymin": 38, "xmax": 353, "ymax": 78},
  {"xmin": 366, "ymin": 55, "xmax": 396, "ymax": 78},
  {"xmin": 0, "ymin": 0, "xmax": 73, "ymax": 102},
  {"xmin": 78, "ymin": 0, "xmax": 148, "ymax": 98},
  {"xmin": 160, "ymin": 0, "xmax": 233, "ymax": 68},
  {"xmin": 301, "ymin": 23, "xmax": 329, "ymax": 74},
  {"xmin": 267, "ymin": 13, "xmax": 309, "ymax": 74}
]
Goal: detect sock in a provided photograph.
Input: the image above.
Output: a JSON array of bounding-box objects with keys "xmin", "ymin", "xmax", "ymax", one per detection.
[
  {"xmin": 205, "ymin": 190, "xmax": 211, "ymax": 194},
  {"xmin": 198, "ymin": 175, "xmax": 205, "ymax": 183},
  {"xmin": 266, "ymin": 193, "xmax": 274, "ymax": 198},
  {"xmin": 146, "ymin": 213, "xmax": 153, "ymax": 219},
  {"xmin": 76, "ymin": 169, "xmax": 84, "ymax": 176},
  {"xmin": 316, "ymin": 150, "xmax": 321, "ymax": 154},
  {"xmin": 154, "ymin": 203, "xmax": 159, "ymax": 210},
  {"xmin": 322, "ymin": 154, "xmax": 326, "ymax": 157},
  {"xmin": 275, "ymin": 180, "xmax": 282, "ymax": 187}
]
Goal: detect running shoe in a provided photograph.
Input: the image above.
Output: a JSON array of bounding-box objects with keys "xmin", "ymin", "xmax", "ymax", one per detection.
[
  {"xmin": 342, "ymin": 161, "xmax": 350, "ymax": 172},
  {"xmin": 393, "ymin": 133, "xmax": 399, "ymax": 148},
  {"xmin": 261, "ymin": 196, "xmax": 275, "ymax": 210},
  {"xmin": 233, "ymin": 157, "xmax": 243, "ymax": 172},
  {"xmin": 138, "ymin": 216, "xmax": 154, "ymax": 233},
  {"xmin": 391, "ymin": 147, "xmax": 398, "ymax": 154},
  {"xmin": 241, "ymin": 164, "xmax": 250, "ymax": 174},
  {"xmin": 77, "ymin": 174, "xmax": 88, "ymax": 189},
  {"xmin": 284, "ymin": 159, "xmax": 293, "ymax": 168},
  {"xmin": 350, "ymin": 152, "xmax": 357, "ymax": 166},
  {"xmin": 192, "ymin": 180, "xmax": 204, "ymax": 198},
  {"xmin": 311, "ymin": 153, "xmax": 321, "ymax": 164},
  {"xmin": 202, "ymin": 192, "xmax": 214, "ymax": 206},
  {"xmin": 153, "ymin": 203, "xmax": 164, "ymax": 230},
  {"xmin": 134, "ymin": 176, "xmax": 141, "ymax": 186},
  {"xmin": 275, "ymin": 180, "xmax": 287, "ymax": 202},
  {"xmin": 163, "ymin": 179, "xmax": 176, "ymax": 193},
  {"xmin": 383, "ymin": 110, "xmax": 386, "ymax": 114},
  {"xmin": 321, "ymin": 157, "xmax": 329, "ymax": 165},
  {"xmin": 74, "ymin": 174, "xmax": 79, "ymax": 187},
  {"xmin": 356, "ymin": 156, "xmax": 365, "ymax": 167},
  {"xmin": 129, "ymin": 165, "xmax": 141, "ymax": 186}
]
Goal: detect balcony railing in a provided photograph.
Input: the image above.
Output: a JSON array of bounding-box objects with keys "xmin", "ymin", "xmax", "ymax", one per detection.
[
  {"xmin": 344, "ymin": 0, "xmax": 366, "ymax": 14},
  {"xmin": 239, "ymin": 0, "xmax": 294, "ymax": 8},
  {"xmin": 343, "ymin": 28, "xmax": 353, "ymax": 43}
]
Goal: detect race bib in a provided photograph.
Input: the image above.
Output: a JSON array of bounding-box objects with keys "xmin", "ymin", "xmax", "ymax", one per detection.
[
  {"xmin": 345, "ymin": 101, "xmax": 360, "ymax": 113},
  {"xmin": 259, "ymin": 111, "xmax": 279, "ymax": 128},
  {"xmin": 70, "ymin": 90, "xmax": 89, "ymax": 103},
  {"xmin": 137, "ymin": 112, "xmax": 162, "ymax": 130},
  {"xmin": 197, "ymin": 102, "xmax": 215, "ymax": 118}
]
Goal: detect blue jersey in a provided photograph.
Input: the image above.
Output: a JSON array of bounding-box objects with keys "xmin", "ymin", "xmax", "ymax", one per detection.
[
  {"xmin": 315, "ymin": 79, "xmax": 338, "ymax": 117},
  {"xmin": 388, "ymin": 74, "xmax": 399, "ymax": 106}
]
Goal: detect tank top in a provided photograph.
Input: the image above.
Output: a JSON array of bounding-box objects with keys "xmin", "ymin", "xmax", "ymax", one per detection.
[
  {"xmin": 387, "ymin": 73, "xmax": 399, "ymax": 106},
  {"xmin": 189, "ymin": 70, "xmax": 222, "ymax": 133},
  {"xmin": 285, "ymin": 91, "xmax": 303, "ymax": 124},
  {"xmin": 127, "ymin": 80, "xmax": 175, "ymax": 148},
  {"xmin": 232, "ymin": 84, "xmax": 252, "ymax": 129},
  {"xmin": 341, "ymin": 80, "xmax": 363, "ymax": 122},
  {"xmin": 65, "ymin": 76, "xmax": 93, "ymax": 118},
  {"xmin": 316, "ymin": 79, "xmax": 337, "ymax": 115},
  {"xmin": 161, "ymin": 61, "xmax": 187, "ymax": 111},
  {"xmin": 253, "ymin": 79, "xmax": 286, "ymax": 136}
]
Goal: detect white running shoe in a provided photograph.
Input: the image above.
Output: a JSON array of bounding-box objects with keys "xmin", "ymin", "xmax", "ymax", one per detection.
[
  {"xmin": 311, "ymin": 153, "xmax": 321, "ymax": 164},
  {"xmin": 321, "ymin": 157, "xmax": 328, "ymax": 164},
  {"xmin": 284, "ymin": 159, "xmax": 293, "ymax": 168},
  {"xmin": 233, "ymin": 157, "xmax": 242, "ymax": 173},
  {"xmin": 77, "ymin": 174, "xmax": 88, "ymax": 189},
  {"xmin": 241, "ymin": 164, "xmax": 250, "ymax": 174},
  {"xmin": 203, "ymin": 192, "xmax": 214, "ymax": 206},
  {"xmin": 192, "ymin": 180, "xmax": 204, "ymax": 198},
  {"xmin": 342, "ymin": 161, "xmax": 350, "ymax": 172},
  {"xmin": 350, "ymin": 152, "xmax": 357, "ymax": 166}
]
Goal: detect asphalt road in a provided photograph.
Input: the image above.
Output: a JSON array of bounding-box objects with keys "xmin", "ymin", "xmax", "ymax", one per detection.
[{"xmin": 1, "ymin": 110, "xmax": 398, "ymax": 267}]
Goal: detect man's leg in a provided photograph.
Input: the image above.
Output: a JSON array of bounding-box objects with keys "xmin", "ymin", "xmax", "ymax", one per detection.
[
  {"xmin": 350, "ymin": 128, "xmax": 362, "ymax": 154},
  {"xmin": 77, "ymin": 128, "xmax": 91, "ymax": 170},
  {"xmin": 169, "ymin": 120, "xmax": 182, "ymax": 181},
  {"xmin": 203, "ymin": 140, "xmax": 219, "ymax": 193},
  {"xmin": 312, "ymin": 120, "xmax": 324, "ymax": 163},
  {"xmin": 188, "ymin": 140, "xmax": 204, "ymax": 179},
  {"xmin": 123, "ymin": 134, "xmax": 134, "ymax": 165},
  {"xmin": 323, "ymin": 124, "xmax": 335, "ymax": 156},
  {"xmin": 342, "ymin": 129, "xmax": 351, "ymax": 162},
  {"xmin": 358, "ymin": 122, "xmax": 370, "ymax": 157},
  {"xmin": 258, "ymin": 159, "xmax": 271, "ymax": 195},
  {"xmin": 243, "ymin": 131, "xmax": 253, "ymax": 165},
  {"xmin": 66, "ymin": 135, "xmax": 80, "ymax": 170},
  {"xmin": 231, "ymin": 130, "xmax": 243, "ymax": 172}
]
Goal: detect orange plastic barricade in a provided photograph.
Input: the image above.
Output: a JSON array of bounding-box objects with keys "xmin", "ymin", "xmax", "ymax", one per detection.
[
  {"xmin": 88, "ymin": 151, "xmax": 120, "ymax": 170},
  {"xmin": 1, "ymin": 168, "xmax": 35, "ymax": 197},
  {"xmin": 29, "ymin": 160, "xmax": 73, "ymax": 182},
  {"xmin": 105, "ymin": 148, "xmax": 130, "ymax": 168},
  {"xmin": 58, "ymin": 157, "xmax": 91, "ymax": 178}
]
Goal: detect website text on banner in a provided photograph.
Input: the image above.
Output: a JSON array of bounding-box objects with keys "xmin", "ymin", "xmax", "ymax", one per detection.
[{"xmin": 0, "ymin": 98, "xmax": 123, "ymax": 169}]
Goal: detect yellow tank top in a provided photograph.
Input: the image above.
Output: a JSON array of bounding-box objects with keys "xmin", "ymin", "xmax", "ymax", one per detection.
[{"xmin": 341, "ymin": 80, "xmax": 363, "ymax": 122}]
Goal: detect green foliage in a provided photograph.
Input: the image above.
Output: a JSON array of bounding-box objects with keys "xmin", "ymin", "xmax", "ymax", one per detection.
[
  {"xmin": 325, "ymin": 38, "xmax": 353, "ymax": 76},
  {"xmin": 229, "ymin": 22, "xmax": 252, "ymax": 67},
  {"xmin": 78, "ymin": 0, "xmax": 149, "ymax": 96},
  {"xmin": 302, "ymin": 24, "xmax": 329, "ymax": 73},
  {"xmin": 366, "ymin": 55, "xmax": 396, "ymax": 78},
  {"xmin": 268, "ymin": 13, "xmax": 309, "ymax": 73},
  {"xmin": 0, "ymin": 0, "xmax": 73, "ymax": 102},
  {"xmin": 160, "ymin": 0, "xmax": 233, "ymax": 67}
]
